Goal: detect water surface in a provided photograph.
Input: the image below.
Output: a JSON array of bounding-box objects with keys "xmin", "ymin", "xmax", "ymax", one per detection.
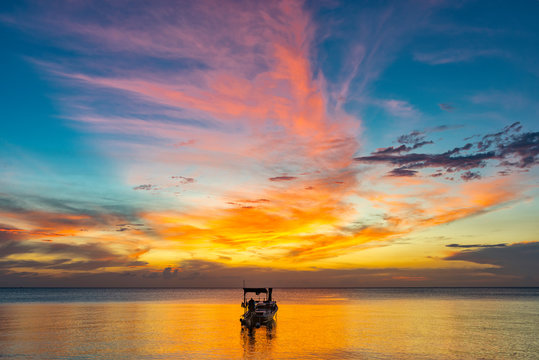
[{"xmin": 0, "ymin": 288, "xmax": 538, "ymax": 359}]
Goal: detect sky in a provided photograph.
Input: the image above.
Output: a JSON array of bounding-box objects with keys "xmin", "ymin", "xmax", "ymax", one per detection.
[{"xmin": 0, "ymin": 0, "xmax": 538, "ymax": 287}]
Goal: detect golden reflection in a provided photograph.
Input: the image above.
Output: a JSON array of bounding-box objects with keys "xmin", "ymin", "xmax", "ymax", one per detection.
[
  {"xmin": 241, "ymin": 320, "xmax": 276, "ymax": 359},
  {"xmin": 1, "ymin": 292, "xmax": 538, "ymax": 359}
]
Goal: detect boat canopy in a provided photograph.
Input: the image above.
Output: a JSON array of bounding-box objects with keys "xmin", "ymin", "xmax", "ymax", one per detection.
[
  {"xmin": 243, "ymin": 287, "xmax": 269, "ymax": 295},
  {"xmin": 243, "ymin": 287, "xmax": 273, "ymax": 302}
]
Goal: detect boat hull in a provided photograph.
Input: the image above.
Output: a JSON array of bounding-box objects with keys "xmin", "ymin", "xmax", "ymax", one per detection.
[{"xmin": 240, "ymin": 307, "xmax": 278, "ymax": 328}]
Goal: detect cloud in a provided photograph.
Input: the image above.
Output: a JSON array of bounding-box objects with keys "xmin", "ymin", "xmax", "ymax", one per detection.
[
  {"xmin": 269, "ymin": 176, "xmax": 297, "ymax": 182},
  {"xmin": 358, "ymin": 147, "xmax": 492, "ymax": 177},
  {"xmin": 0, "ymin": 258, "xmax": 147, "ymax": 271},
  {"xmin": 171, "ymin": 176, "xmax": 195, "ymax": 184},
  {"xmin": 460, "ymin": 171, "xmax": 481, "ymax": 181},
  {"xmin": 0, "ymin": 225, "xmax": 25, "ymax": 242},
  {"xmin": 0, "ymin": 241, "xmax": 112, "ymax": 258},
  {"xmin": 381, "ymin": 99, "xmax": 418, "ymax": 117},
  {"xmin": 0, "ymin": 240, "xmax": 28, "ymax": 257},
  {"xmin": 438, "ymin": 103, "xmax": 455, "ymax": 111},
  {"xmin": 162, "ymin": 267, "xmax": 178, "ymax": 279},
  {"xmin": 446, "ymin": 243, "xmax": 507, "ymax": 248},
  {"xmin": 173, "ymin": 139, "xmax": 196, "ymax": 148},
  {"xmin": 133, "ymin": 184, "xmax": 155, "ymax": 191},
  {"xmin": 444, "ymin": 242, "xmax": 539, "ymax": 282},
  {"xmin": 115, "ymin": 223, "xmax": 145, "ymax": 232},
  {"xmin": 2, "ymin": 258, "xmax": 538, "ymax": 287},
  {"xmin": 0, "ymin": 239, "xmax": 148, "ymax": 260},
  {"xmin": 239, "ymin": 199, "xmax": 270, "ymax": 204},
  {"xmin": 0, "ymin": 192, "xmax": 152, "ymax": 276},
  {"xmin": 0, "ymin": 240, "xmax": 149, "ymax": 271},
  {"xmin": 470, "ymin": 91, "xmax": 534, "ymax": 111},
  {"xmin": 374, "ymin": 141, "xmax": 433, "ymax": 156},
  {"xmin": 355, "ymin": 122, "xmax": 538, "ymax": 179},
  {"xmin": 414, "ymin": 49, "xmax": 501, "ymax": 65},
  {"xmin": 387, "ymin": 168, "xmax": 418, "ymax": 177},
  {"xmin": 0, "ymin": 192, "xmax": 144, "ymax": 236},
  {"xmin": 396, "ymin": 129, "xmax": 438, "ymax": 147}
]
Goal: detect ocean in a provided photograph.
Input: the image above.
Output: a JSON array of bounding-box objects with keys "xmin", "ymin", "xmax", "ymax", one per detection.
[{"xmin": 0, "ymin": 288, "xmax": 538, "ymax": 359}]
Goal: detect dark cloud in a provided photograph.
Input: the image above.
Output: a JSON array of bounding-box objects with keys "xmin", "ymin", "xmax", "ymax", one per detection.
[
  {"xmin": 0, "ymin": 225, "xmax": 24, "ymax": 242},
  {"xmin": 269, "ymin": 176, "xmax": 297, "ymax": 181},
  {"xmin": 0, "ymin": 193, "xmax": 150, "ymax": 243},
  {"xmin": 374, "ymin": 144, "xmax": 410, "ymax": 155},
  {"xmin": 43, "ymin": 242, "xmax": 118, "ymax": 258},
  {"xmin": 373, "ymin": 141, "xmax": 433, "ymax": 155},
  {"xmin": 444, "ymin": 242, "xmax": 539, "ymax": 282},
  {"xmin": 0, "ymin": 258, "xmax": 147, "ymax": 271},
  {"xmin": 0, "ymin": 239, "xmax": 149, "ymax": 272},
  {"xmin": 133, "ymin": 184, "xmax": 154, "ymax": 190},
  {"xmin": 429, "ymin": 125, "xmax": 463, "ymax": 132},
  {"xmin": 460, "ymin": 171, "xmax": 481, "ymax": 181},
  {"xmin": 163, "ymin": 267, "xmax": 179, "ymax": 278},
  {"xmin": 1, "ymin": 240, "xmax": 119, "ymax": 259},
  {"xmin": 446, "ymin": 243, "xmax": 507, "ymax": 248},
  {"xmin": 0, "ymin": 196, "xmax": 26, "ymax": 213},
  {"xmin": 388, "ymin": 168, "xmax": 418, "ymax": 177},
  {"xmin": 2, "ymin": 257, "xmax": 538, "ymax": 287},
  {"xmin": 1, "ymin": 191, "xmax": 140, "ymax": 221},
  {"xmin": 171, "ymin": 176, "xmax": 195, "ymax": 184},
  {"xmin": 115, "ymin": 223, "xmax": 145, "ymax": 232},
  {"xmin": 226, "ymin": 202, "xmax": 255, "ymax": 209},
  {"xmin": 355, "ymin": 122, "xmax": 538, "ymax": 179},
  {"xmin": 227, "ymin": 198, "xmax": 270, "ymax": 208},
  {"xmin": 439, "ymin": 103, "xmax": 455, "ymax": 111},
  {"xmin": 0, "ymin": 240, "xmax": 28, "ymax": 257},
  {"xmin": 240, "ymin": 199, "xmax": 270, "ymax": 203},
  {"xmin": 361, "ymin": 149, "xmax": 492, "ymax": 177},
  {"xmin": 397, "ymin": 130, "xmax": 426, "ymax": 145}
]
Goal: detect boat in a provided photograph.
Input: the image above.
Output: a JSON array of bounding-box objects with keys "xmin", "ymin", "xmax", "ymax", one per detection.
[{"xmin": 240, "ymin": 287, "xmax": 278, "ymax": 328}]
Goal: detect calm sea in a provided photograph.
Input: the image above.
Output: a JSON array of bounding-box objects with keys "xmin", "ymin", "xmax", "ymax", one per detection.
[{"xmin": 0, "ymin": 288, "xmax": 538, "ymax": 359}]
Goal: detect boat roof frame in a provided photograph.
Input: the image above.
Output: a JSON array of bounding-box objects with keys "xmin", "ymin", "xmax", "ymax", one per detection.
[{"xmin": 243, "ymin": 287, "xmax": 271, "ymax": 295}]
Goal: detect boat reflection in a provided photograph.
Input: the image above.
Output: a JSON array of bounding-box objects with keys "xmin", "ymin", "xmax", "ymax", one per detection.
[{"xmin": 241, "ymin": 319, "xmax": 276, "ymax": 358}]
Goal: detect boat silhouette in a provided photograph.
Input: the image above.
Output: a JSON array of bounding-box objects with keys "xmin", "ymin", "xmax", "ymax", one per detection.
[{"xmin": 240, "ymin": 287, "xmax": 278, "ymax": 328}]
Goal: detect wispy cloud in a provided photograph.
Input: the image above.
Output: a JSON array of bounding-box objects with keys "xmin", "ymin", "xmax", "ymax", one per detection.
[
  {"xmin": 133, "ymin": 184, "xmax": 155, "ymax": 191},
  {"xmin": 381, "ymin": 99, "xmax": 418, "ymax": 118},
  {"xmin": 446, "ymin": 243, "xmax": 507, "ymax": 248},
  {"xmin": 269, "ymin": 176, "xmax": 297, "ymax": 182},
  {"xmin": 171, "ymin": 176, "xmax": 195, "ymax": 184},
  {"xmin": 414, "ymin": 49, "xmax": 502, "ymax": 65},
  {"xmin": 438, "ymin": 103, "xmax": 455, "ymax": 112}
]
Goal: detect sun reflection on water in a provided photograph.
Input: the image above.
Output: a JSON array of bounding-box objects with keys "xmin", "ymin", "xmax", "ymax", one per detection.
[{"xmin": 0, "ymin": 289, "xmax": 538, "ymax": 359}]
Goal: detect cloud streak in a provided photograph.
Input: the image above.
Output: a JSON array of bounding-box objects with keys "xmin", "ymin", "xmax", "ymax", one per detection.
[{"xmin": 446, "ymin": 243, "xmax": 507, "ymax": 248}]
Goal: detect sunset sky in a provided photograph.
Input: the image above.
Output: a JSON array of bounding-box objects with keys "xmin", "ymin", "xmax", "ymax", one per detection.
[{"xmin": 1, "ymin": 0, "xmax": 538, "ymax": 287}]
